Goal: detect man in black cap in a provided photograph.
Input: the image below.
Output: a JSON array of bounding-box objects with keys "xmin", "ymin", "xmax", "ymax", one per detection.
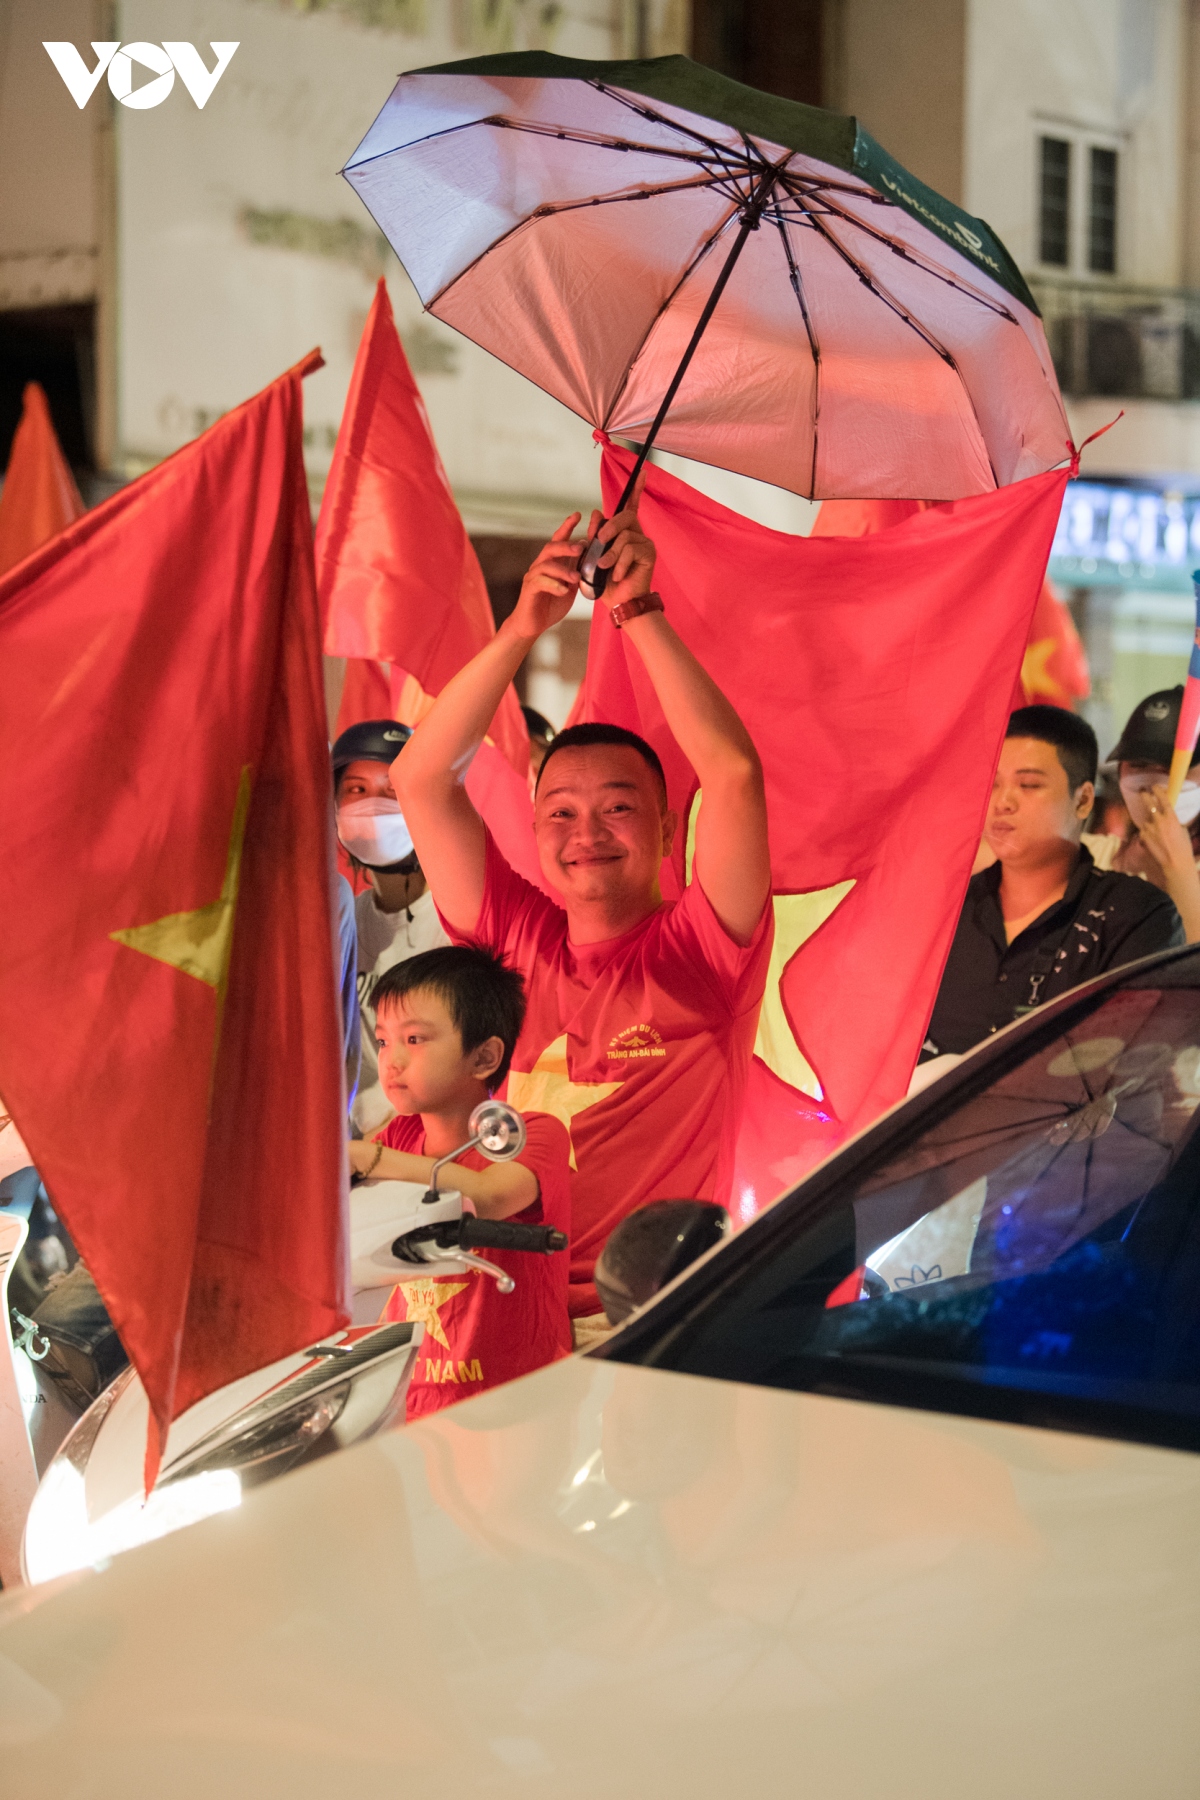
[
  {"xmin": 920, "ymin": 704, "xmax": 1184, "ymax": 1072},
  {"xmin": 332, "ymin": 720, "xmax": 449, "ymax": 1133},
  {"xmin": 1089, "ymin": 686, "xmax": 1200, "ymax": 943}
]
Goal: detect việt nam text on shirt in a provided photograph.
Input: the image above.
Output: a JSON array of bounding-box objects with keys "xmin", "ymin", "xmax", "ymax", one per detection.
[
  {"xmin": 442, "ymin": 830, "xmax": 773, "ymax": 1317},
  {"xmin": 380, "ymin": 1107, "xmax": 571, "ymax": 1418}
]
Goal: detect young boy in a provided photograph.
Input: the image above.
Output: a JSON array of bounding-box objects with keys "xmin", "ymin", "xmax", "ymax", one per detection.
[{"xmin": 347, "ymin": 946, "xmax": 571, "ymax": 1419}]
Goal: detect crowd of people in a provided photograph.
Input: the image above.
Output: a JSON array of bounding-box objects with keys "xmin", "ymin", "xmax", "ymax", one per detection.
[
  {"xmin": 7, "ymin": 487, "xmax": 1193, "ymax": 1425},
  {"xmin": 334, "ymin": 490, "xmax": 1200, "ymax": 1419}
]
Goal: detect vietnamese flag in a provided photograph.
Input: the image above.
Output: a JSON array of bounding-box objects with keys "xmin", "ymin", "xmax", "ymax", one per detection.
[
  {"xmin": 319, "ymin": 280, "xmax": 545, "ymax": 891},
  {"xmin": 0, "ymin": 382, "xmax": 85, "ymax": 576},
  {"xmin": 577, "ymin": 444, "xmax": 1069, "ymax": 1215},
  {"xmin": 318, "ymin": 278, "xmax": 528, "ymax": 776},
  {"xmin": 1019, "ymin": 577, "xmax": 1089, "ymax": 708},
  {"xmin": 815, "ymin": 499, "xmax": 1089, "ymax": 711},
  {"xmin": 0, "ymin": 354, "xmax": 348, "ymax": 1481},
  {"xmin": 811, "ymin": 497, "xmax": 927, "ymax": 538}
]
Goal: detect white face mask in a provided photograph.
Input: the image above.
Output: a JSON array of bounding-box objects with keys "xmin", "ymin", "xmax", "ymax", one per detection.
[
  {"xmin": 1177, "ymin": 785, "xmax": 1200, "ymax": 827},
  {"xmin": 1119, "ymin": 771, "xmax": 1200, "ymax": 828},
  {"xmin": 336, "ymin": 797, "xmax": 414, "ymax": 868}
]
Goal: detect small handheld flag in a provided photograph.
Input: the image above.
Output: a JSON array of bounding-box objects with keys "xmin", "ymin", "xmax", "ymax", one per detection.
[{"xmin": 1167, "ymin": 570, "xmax": 1200, "ymax": 807}]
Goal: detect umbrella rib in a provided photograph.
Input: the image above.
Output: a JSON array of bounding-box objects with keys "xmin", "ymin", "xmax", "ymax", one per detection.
[
  {"xmin": 419, "ymin": 163, "xmax": 753, "ymax": 317},
  {"xmin": 589, "ymin": 79, "xmax": 769, "ymax": 169},
  {"xmin": 769, "ymin": 203, "xmax": 821, "ymax": 498},
  {"xmin": 779, "ymin": 178, "xmax": 1018, "ymax": 321},
  {"xmin": 479, "ymin": 113, "xmax": 751, "ymax": 177},
  {"xmin": 796, "ymin": 205, "xmax": 965, "ymax": 367},
  {"xmin": 785, "ymin": 174, "xmax": 894, "ymax": 202},
  {"xmin": 526, "ymin": 170, "xmax": 750, "ymax": 221},
  {"xmin": 600, "ymin": 202, "xmax": 743, "ymax": 432}
]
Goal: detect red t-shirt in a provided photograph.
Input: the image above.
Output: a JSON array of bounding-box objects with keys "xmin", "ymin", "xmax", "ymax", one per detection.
[
  {"xmin": 444, "ymin": 832, "xmax": 773, "ymax": 1316},
  {"xmin": 379, "ymin": 1109, "xmax": 571, "ymax": 1420}
]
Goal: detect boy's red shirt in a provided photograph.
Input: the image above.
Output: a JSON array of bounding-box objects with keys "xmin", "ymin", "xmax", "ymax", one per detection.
[
  {"xmin": 379, "ymin": 1108, "xmax": 571, "ymax": 1418},
  {"xmin": 443, "ymin": 831, "xmax": 773, "ymax": 1316}
]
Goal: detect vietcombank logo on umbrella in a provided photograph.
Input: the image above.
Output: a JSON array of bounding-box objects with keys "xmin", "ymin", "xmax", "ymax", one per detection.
[{"xmin": 44, "ymin": 41, "xmax": 238, "ymax": 110}]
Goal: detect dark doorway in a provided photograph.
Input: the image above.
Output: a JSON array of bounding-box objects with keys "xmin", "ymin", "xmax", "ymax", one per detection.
[
  {"xmin": 690, "ymin": 0, "xmax": 824, "ymax": 107},
  {"xmin": 0, "ymin": 303, "xmax": 96, "ymax": 475}
]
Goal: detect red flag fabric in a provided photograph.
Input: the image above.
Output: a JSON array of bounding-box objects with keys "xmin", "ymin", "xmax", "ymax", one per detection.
[
  {"xmin": 815, "ymin": 499, "xmax": 1089, "ymax": 712},
  {"xmin": 334, "ymin": 654, "xmax": 393, "ymax": 741},
  {"xmin": 810, "ymin": 497, "xmax": 925, "ymax": 537},
  {"xmin": 0, "ymin": 355, "xmax": 348, "ymax": 1481},
  {"xmin": 318, "ymin": 279, "xmax": 528, "ymax": 776},
  {"xmin": 577, "ymin": 445, "xmax": 1069, "ymax": 1216},
  {"xmin": 0, "ymin": 382, "xmax": 85, "ymax": 576},
  {"xmin": 1019, "ymin": 578, "xmax": 1090, "ymax": 709}
]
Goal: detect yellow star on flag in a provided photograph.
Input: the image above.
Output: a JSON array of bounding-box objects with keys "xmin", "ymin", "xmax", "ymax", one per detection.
[
  {"xmin": 506, "ymin": 1035, "xmax": 621, "ymax": 1169},
  {"xmin": 754, "ymin": 885, "xmax": 855, "ymax": 1099},
  {"xmin": 1020, "ymin": 637, "xmax": 1068, "ymax": 703},
  {"xmin": 685, "ymin": 788, "xmax": 855, "ymax": 1101},
  {"xmin": 392, "ymin": 1277, "xmax": 469, "ymax": 1350},
  {"xmin": 110, "ymin": 766, "xmax": 252, "ymax": 995}
]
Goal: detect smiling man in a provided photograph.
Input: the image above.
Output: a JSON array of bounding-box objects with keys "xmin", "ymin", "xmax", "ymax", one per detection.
[
  {"xmin": 392, "ymin": 490, "xmax": 772, "ymax": 1327},
  {"xmin": 922, "ymin": 705, "xmax": 1183, "ymax": 1064}
]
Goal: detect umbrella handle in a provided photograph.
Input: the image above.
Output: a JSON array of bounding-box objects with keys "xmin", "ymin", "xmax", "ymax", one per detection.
[{"xmin": 579, "ymin": 530, "xmax": 609, "ymax": 600}]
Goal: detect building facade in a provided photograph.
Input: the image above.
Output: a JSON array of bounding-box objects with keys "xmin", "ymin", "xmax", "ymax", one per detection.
[{"xmin": 4, "ymin": 0, "xmax": 1200, "ymax": 736}]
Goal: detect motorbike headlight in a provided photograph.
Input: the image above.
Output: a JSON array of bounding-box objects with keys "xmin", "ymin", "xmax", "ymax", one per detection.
[
  {"xmin": 22, "ymin": 1321, "xmax": 421, "ymax": 1583},
  {"xmin": 23, "ymin": 1459, "xmax": 243, "ymax": 1585}
]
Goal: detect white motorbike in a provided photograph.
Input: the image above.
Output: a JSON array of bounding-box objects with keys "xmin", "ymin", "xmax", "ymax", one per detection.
[{"xmin": 1, "ymin": 1102, "xmax": 566, "ymax": 1588}]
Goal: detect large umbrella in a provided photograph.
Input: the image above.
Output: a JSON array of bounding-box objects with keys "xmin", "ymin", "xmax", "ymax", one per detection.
[{"xmin": 343, "ymin": 52, "xmax": 1070, "ymax": 505}]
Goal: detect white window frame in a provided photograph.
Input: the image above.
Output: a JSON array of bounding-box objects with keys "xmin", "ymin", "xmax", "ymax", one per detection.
[{"xmin": 1033, "ymin": 119, "xmax": 1124, "ymax": 279}]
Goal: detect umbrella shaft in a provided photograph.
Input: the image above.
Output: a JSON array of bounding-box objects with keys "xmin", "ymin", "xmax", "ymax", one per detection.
[{"xmin": 614, "ymin": 169, "xmax": 781, "ymax": 515}]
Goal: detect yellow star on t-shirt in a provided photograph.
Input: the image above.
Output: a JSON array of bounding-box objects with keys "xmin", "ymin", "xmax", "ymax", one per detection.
[
  {"xmin": 506, "ymin": 1035, "xmax": 621, "ymax": 1170},
  {"xmin": 754, "ymin": 884, "xmax": 855, "ymax": 1099},
  {"xmin": 109, "ymin": 766, "xmax": 252, "ymax": 998},
  {"xmin": 392, "ymin": 1277, "xmax": 469, "ymax": 1350}
]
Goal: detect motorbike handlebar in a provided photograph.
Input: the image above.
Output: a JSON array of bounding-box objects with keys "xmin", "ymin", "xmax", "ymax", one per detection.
[{"xmin": 458, "ymin": 1217, "xmax": 567, "ymax": 1255}]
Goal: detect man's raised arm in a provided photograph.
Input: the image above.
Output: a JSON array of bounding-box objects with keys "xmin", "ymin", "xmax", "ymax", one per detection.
[
  {"xmin": 594, "ymin": 487, "xmax": 771, "ymax": 946},
  {"xmin": 390, "ymin": 517, "xmax": 584, "ymax": 934}
]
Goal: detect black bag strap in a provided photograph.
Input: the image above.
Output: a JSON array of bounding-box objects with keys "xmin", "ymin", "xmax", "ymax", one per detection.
[{"xmin": 1014, "ymin": 891, "xmax": 1090, "ymax": 1016}]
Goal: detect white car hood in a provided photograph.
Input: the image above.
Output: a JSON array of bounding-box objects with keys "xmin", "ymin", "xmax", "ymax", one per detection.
[{"xmin": 0, "ymin": 1357, "xmax": 1198, "ymax": 1797}]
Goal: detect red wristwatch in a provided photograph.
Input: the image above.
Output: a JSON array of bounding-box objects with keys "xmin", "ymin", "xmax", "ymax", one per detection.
[{"xmin": 609, "ymin": 591, "xmax": 665, "ymax": 629}]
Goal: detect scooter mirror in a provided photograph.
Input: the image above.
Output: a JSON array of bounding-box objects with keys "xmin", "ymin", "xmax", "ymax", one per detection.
[{"xmin": 468, "ymin": 1100, "xmax": 527, "ymax": 1162}]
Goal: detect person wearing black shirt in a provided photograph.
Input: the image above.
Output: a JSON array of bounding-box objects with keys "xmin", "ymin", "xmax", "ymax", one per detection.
[{"xmin": 922, "ymin": 705, "xmax": 1183, "ymax": 1064}]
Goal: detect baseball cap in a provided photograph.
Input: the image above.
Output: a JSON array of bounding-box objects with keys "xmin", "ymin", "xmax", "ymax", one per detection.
[
  {"xmin": 330, "ymin": 719, "xmax": 411, "ymax": 782},
  {"xmin": 1108, "ymin": 688, "xmax": 1200, "ymax": 767}
]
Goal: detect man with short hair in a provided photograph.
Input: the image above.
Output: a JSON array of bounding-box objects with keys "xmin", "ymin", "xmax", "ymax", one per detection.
[
  {"xmin": 393, "ymin": 489, "xmax": 772, "ymax": 1326},
  {"xmin": 922, "ymin": 704, "xmax": 1183, "ymax": 1065}
]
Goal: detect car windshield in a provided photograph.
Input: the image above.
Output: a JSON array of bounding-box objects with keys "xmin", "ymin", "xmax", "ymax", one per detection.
[{"xmin": 614, "ymin": 967, "xmax": 1200, "ymax": 1452}]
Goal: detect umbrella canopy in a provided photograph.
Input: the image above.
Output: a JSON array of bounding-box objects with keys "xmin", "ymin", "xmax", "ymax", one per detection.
[{"xmin": 343, "ymin": 52, "xmax": 1070, "ymax": 503}]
